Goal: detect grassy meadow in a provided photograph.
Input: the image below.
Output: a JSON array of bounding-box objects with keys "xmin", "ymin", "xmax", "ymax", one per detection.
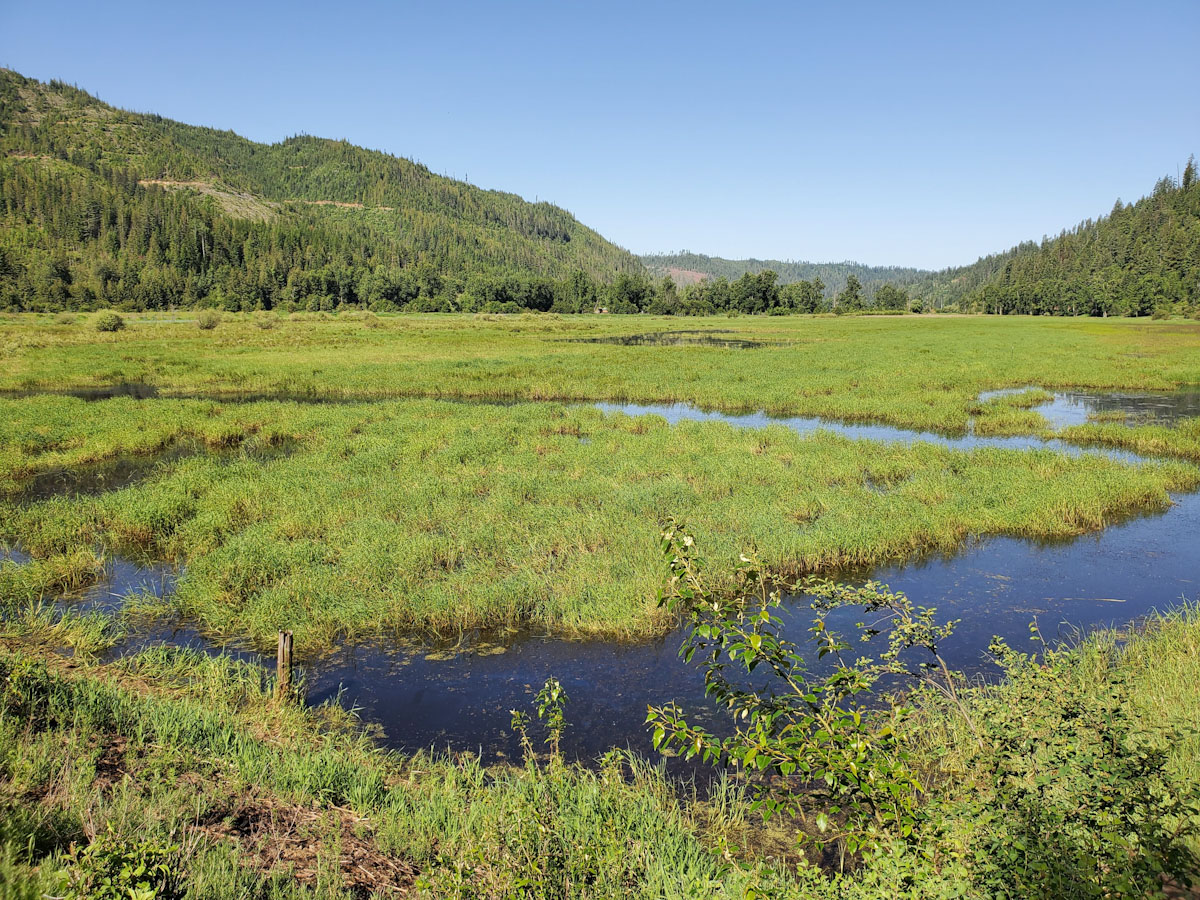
[
  {"xmin": 0, "ymin": 312, "xmax": 1198, "ymax": 648},
  {"xmin": 2, "ymin": 312, "xmax": 1199, "ymax": 434}
]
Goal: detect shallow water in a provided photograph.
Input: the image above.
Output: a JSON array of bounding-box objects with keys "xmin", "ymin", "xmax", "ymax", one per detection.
[
  {"xmin": 565, "ymin": 330, "xmax": 781, "ymax": 349},
  {"xmin": 5, "ymin": 382, "xmax": 1196, "ymax": 433},
  {"xmin": 300, "ymin": 489, "xmax": 1199, "ymax": 762},
  {"xmin": 4, "ymin": 387, "xmax": 1199, "ymax": 765},
  {"xmin": 979, "ymin": 385, "xmax": 1200, "ymax": 429},
  {"xmin": 592, "ymin": 400, "xmax": 1149, "ymax": 462}
]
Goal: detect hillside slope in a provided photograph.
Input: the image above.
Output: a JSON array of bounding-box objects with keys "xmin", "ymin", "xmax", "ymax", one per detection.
[
  {"xmin": 0, "ymin": 70, "xmax": 644, "ymax": 311},
  {"xmin": 908, "ymin": 164, "xmax": 1200, "ymax": 315}
]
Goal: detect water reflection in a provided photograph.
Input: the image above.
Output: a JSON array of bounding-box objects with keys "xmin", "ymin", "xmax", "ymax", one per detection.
[
  {"xmin": 979, "ymin": 385, "xmax": 1200, "ymax": 429},
  {"xmin": 593, "ymin": 401, "xmax": 1148, "ymax": 462}
]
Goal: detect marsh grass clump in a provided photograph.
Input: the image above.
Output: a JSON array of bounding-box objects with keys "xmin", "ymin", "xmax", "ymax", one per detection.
[
  {"xmin": 52, "ymin": 312, "xmax": 75, "ymax": 326},
  {"xmin": 1063, "ymin": 416, "xmax": 1200, "ymax": 462},
  {"xmin": 93, "ymin": 311, "xmax": 124, "ymax": 332},
  {"xmin": 196, "ymin": 309, "xmax": 221, "ymax": 330},
  {"xmin": 970, "ymin": 388, "xmax": 1054, "ymax": 436},
  {"xmin": 1, "ymin": 395, "xmax": 1197, "ymax": 649},
  {"xmin": 0, "ymin": 548, "xmax": 106, "ymax": 610}
]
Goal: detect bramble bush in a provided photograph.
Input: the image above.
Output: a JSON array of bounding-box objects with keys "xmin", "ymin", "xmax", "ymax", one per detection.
[{"xmin": 647, "ymin": 518, "xmax": 960, "ymax": 865}]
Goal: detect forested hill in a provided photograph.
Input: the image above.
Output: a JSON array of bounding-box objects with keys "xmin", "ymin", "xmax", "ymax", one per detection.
[
  {"xmin": 639, "ymin": 251, "xmax": 931, "ymax": 299},
  {"xmin": 907, "ymin": 162, "xmax": 1200, "ymax": 315},
  {"xmin": 0, "ymin": 70, "xmax": 644, "ymax": 312}
]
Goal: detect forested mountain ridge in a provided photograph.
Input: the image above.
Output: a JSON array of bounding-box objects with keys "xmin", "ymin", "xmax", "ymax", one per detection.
[
  {"xmin": 639, "ymin": 251, "xmax": 932, "ymax": 299},
  {"xmin": 906, "ymin": 163, "xmax": 1200, "ymax": 315},
  {"xmin": 0, "ymin": 70, "xmax": 644, "ymax": 311}
]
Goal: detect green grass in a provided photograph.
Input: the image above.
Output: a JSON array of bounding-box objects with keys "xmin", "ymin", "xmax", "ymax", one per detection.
[
  {"xmin": 1062, "ymin": 416, "xmax": 1200, "ymax": 462},
  {"xmin": 0, "ymin": 643, "xmax": 793, "ymax": 899},
  {"xmin": 2, "ymin": 395, "xmax": 1196, "ymax": 649},
  {"xmin": 2, "ymin": 313, "xmax": 1199, "ymax": 436}
]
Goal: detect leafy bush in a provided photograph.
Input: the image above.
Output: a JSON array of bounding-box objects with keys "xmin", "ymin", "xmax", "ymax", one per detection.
[
  {"xmin": 649, "ymin": 522, "xmax": 1200, "ymax": 894},
  {"xmin": 952, "ymin": 631, "xmax": 1200, "ymax": 897},
  {"xmin": 196, "ymin": 310, "xmax": 221, "ymax": 330},
  {"xmin": 648, "ymin": 519, "xmax": 959, "ymax": 861},
  {"xmin": 53, "ymin": 312, "xmax": 76, "ymax": 325},
  {"xmin": 511, "ymin": 676, "xmax": 569, "ymax": 765},
  {"xmin": 66, "ymin": 826, "xmax": 182, "ymax": 900},
  {"xmin": 94, "ymin": 312, "xmax": 124, "ymax": 332}
]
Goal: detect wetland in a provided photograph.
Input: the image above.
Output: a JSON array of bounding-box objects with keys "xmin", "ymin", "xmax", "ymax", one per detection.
[{"xmin": 4, "ymin": 313, "xmax": 1200, "ymax": 896}]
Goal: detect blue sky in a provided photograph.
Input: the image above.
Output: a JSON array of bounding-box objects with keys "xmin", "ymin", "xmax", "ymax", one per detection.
[{"xmin": 2, "ymin": 0, "xmax": 1197, "ymax": 270}]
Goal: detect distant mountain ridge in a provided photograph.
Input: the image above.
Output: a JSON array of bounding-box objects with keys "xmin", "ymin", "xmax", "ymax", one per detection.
[
  {"xmin": 639, "ymin": 252, "xmax": 931, "ymax": 299},
  {"xmin": 0, "ymin": 69, "xmax": 643, "ymax": 311}
]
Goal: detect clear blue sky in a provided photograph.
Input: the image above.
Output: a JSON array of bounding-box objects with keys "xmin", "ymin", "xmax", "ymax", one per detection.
[{"xmin": 2, "ymin": 0, "xmax": 1197, "ymax": 270}]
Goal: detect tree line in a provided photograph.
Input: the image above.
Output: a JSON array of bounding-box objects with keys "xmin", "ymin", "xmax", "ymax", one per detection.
[
  {"xmin": 640, "ymin": 251, "xmax": 932, "ymax": 300},
  {"xmin": 909, "ymin": 160, "xmax": 1200, "ymax": 317}
]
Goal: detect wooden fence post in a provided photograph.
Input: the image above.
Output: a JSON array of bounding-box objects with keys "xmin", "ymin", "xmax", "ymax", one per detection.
[{"xmin": 276, "ymin": 630, "xmax": 293, "ymax": 701}]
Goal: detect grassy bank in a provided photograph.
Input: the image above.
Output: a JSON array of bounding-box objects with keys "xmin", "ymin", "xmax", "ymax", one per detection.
[
  {"xmin": 2, "ymin": 395, "xmax": 1196, "ymax": 648},
  {"xmin": 2, "ymin": 601, "xmax": 1198, "ymax": 897}
]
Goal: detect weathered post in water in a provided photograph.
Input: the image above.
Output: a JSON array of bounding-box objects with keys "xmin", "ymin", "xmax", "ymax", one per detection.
[{"xmin": 276, "ymin": 630, "xmax": 293, "ymax": 701}]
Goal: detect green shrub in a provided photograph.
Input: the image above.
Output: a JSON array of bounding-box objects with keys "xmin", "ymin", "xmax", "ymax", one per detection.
[
  {"xmin": 196, "ymin": 310, "xmax": 221, "ymax": 330},
  {"xmin": 66, "ymin": 825, "xmax": 182, "ymax": 900},
  {"xmin": 93, "ymin": 312, "xmax": 124, "ymax": 333},
  {"xmin": 53, "ymin": 313, "xmax": 76, "ymax": 326},
  {"xmin": 648, "ymin": 520, "xmax": 955, "ymax": 860}
]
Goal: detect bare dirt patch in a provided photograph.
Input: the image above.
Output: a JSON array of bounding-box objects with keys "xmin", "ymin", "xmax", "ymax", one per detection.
[
  {"xmin": 198, "ymin": 796, "xmax": 416, "ymax": 896},
  {"xmin": 665, "ymin": 267, "xmax": 710, "ymax": 285},
  {"xmin": 301, "ymin": 200, "xmax": 395, "ymax": 211},
  {"xmin": 91, "ymin": 735, "xmax": 131, "ymax": 795},
  {"xmin": 138, "ymin": 180, "xmax": 278, "ymax": 223}
]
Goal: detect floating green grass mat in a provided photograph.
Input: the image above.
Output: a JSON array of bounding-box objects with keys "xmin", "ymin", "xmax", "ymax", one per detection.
[{"xmin": 2, "ymin": 395, "xmax": 1196, "ymax": 649}]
